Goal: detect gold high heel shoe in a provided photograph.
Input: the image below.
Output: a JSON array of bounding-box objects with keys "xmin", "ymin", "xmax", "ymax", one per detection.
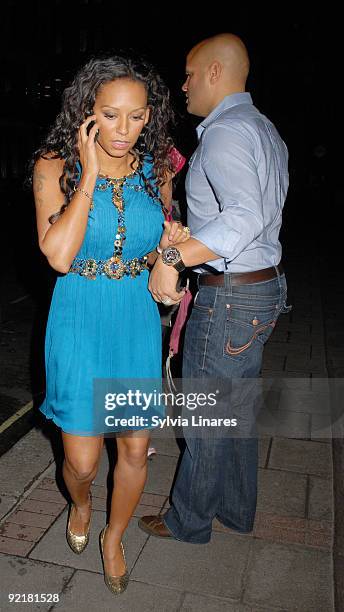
[
  {"xmin": 66, "ymin": 492, "xmax": 92, "ymax": 554},
  {"xmin": 99, "ymin": 525, "xmax": 129, "ymax": 595}
]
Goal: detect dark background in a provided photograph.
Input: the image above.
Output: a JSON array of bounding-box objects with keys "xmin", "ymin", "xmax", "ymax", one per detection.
[{"xmin": 0, "ymin": 2, "xmax": 337, "ymax": 362}]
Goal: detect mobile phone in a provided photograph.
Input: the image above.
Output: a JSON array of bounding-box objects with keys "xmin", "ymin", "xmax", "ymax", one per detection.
[
  {"xmin": 86, "ymin": 121, "xmax": 99, "ymax": 140},
  {"xmin": 86, "ymin": 120, "xmax": 96, "ymax": 136}
]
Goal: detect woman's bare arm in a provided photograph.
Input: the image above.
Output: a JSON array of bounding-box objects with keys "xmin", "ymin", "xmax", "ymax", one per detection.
[
  {"xmin": 145, "ymin": 172, "xmax": 173, "ymax": 267},
  {"xmin": 33, "ymin": 156, "xmax": 97, "ymax": 273},
  {"xmin": 33, "ymin": 116, "xmax": 100, "ymax": 273},
  {"xmin": 159, "ymin": 173, "xmax": 173, "ymax": 212}
]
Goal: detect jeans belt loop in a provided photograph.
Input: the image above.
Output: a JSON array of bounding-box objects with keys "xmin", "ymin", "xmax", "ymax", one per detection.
[
  {"xmin": 224, "ymin": 272, "xmax": 231, "ymax": 295},
  {"xmin": 275, "ymin": 262, "xmax": 283, "ymax": 292}
]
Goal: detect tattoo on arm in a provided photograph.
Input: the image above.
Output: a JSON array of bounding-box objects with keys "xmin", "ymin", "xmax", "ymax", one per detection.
[{"xmin": 33, "ymin": 172, "xmax": 46, "ymax": 193}]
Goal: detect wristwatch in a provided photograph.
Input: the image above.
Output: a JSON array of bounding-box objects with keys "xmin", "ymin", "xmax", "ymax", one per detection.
[{"xmin": 161, "ymin": 246, "xmax": 186, "ymax": 272}]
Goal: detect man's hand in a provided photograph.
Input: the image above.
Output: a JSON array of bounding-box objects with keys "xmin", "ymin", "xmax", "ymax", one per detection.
[{"xmin": 149, "ymin": 257, "xmax": 185, "ymax": 305}]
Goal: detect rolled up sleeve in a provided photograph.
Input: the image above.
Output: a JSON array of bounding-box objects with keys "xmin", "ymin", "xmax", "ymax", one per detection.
[{"xmin": 192, "ymin": 123, "xmax": 264, "ymax": 262}]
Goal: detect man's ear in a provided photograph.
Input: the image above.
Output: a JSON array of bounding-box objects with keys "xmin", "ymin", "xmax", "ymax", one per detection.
[{"xmin": 209, "ymin": 61, "xmax": 222, "ymax": 84}]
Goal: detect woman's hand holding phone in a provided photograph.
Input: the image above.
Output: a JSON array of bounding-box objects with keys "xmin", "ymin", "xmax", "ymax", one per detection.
[{"xmin": 77, "ymin": 115, "xmax": 100, "ymax": 178}]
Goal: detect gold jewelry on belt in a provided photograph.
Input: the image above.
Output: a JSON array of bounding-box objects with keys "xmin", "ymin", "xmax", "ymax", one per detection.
[{"xmin": 69, "ymin": 255, "xmax": 148, "ymax": 280}]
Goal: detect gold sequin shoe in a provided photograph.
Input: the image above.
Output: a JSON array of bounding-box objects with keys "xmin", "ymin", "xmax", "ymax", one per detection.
[
  {"xmin": 66, "ymin": 493, "xmax": 92, "ymax": 554},
  {"xmin": 99, "ymin": 525, "xmax": 129, "ymax": 595}
]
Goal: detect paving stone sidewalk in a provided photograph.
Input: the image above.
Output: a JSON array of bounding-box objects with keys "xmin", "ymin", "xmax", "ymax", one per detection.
[{"xmin": 0, "ymin": 259, "xmax": 335, "ymax": 612}]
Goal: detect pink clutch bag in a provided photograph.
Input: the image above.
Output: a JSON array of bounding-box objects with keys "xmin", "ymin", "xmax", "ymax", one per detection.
[
  {"xmin": 164, "ymin": 147, "xmax": 186, "ymax": 221},
  {"xmin": 169, "ymin": 146, "xmax": 186, "ymax": 175}
]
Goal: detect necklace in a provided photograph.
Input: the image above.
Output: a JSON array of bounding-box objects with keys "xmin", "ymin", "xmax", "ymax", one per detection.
[{"xmin": 98, "ymin": 166, "xmax": 138, "ymax": 182}]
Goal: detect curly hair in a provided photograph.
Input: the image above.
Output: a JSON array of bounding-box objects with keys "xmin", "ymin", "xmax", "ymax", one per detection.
[{"xmin": 29, "ymin": 54, "xmax": 176, "ymax": 223}]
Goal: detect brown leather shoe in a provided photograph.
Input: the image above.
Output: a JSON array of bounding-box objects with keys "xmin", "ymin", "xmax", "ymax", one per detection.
[{"xmin": 138, "ymin": 515, "xmax": 173, "ymax": 538}]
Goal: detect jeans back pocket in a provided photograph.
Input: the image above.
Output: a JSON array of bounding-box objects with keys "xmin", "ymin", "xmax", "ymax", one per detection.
[{"xmin": 223, "ymin": 301, "xmax": 281, "ymax": 359}]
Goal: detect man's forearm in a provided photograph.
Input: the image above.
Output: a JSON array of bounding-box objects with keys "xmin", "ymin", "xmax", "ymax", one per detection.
[{"xmin": 174, "ymin": 237, "xmax": 220, "ymax": 267}]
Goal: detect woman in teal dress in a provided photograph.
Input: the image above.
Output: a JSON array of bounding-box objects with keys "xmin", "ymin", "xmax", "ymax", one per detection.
[{"xmin": 32, "ymin": 55, "xmax": 188, "ymax": 596}]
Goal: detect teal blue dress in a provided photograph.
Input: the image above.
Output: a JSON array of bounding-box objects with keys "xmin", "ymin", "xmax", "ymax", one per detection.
[{"xmin": 39, "ymin": 157, "xmax": 164, "ymax": 435}]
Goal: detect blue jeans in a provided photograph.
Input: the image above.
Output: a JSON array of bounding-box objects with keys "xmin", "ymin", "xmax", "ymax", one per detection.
[{"xmin": 164, "ymin": 269, "xmax": 288, "ymax": 543}]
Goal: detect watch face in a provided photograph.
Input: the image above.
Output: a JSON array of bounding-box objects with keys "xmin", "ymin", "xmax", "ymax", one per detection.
[{"xmin": 162, "ymin": 247, "xmax": 180, "ymax": 265}]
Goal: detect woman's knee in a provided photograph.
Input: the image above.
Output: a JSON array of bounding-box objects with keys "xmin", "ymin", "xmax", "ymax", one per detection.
[
  {"xmin": 64, "ymin": 457, "xmax": 98, "ymax": 482},
  {"xmin": 62, "ymin": 434, "xmax": 102, "ymax": 483},
  {"xmin": 119, "ymin": 441, "xmax": 149, "ymax": 469}
]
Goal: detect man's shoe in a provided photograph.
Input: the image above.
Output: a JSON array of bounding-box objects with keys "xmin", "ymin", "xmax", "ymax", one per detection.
[{"xmin": 138, "ymin": 515, "xmax": 173, "ymax": 538}]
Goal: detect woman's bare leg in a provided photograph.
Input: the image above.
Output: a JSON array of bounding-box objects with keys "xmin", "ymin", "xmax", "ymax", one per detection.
[
  {"xmin": 102, "ymin": 432, "xmax": 150, "ymax": 575},
  {"xmin": 62, "ymin": 432, "xmax": 104, "ymax": 534}
]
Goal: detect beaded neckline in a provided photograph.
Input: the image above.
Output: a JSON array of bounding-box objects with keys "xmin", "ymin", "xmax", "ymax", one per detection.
[
  {"xmin": 97, "ymin": 166, "xmax": 139, "ymax": 182},
  {"xmin": 89, "ymin": 167, "xmax": 148, "ymax": 279},
  {"xmin": 97, "ymin": 157, "xmax": 140, "ymax": 182}
]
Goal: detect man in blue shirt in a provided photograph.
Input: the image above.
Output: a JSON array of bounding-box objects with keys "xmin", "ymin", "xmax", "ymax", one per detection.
[{"xmin": 139, "ymin": 33, "xmax": 289, "ymax": 542}]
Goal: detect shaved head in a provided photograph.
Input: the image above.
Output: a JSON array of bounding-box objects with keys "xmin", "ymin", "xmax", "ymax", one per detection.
[
  {"xmin": 182, "ymin": 33, "xmax": 250, "ymax": 117},
  {"xmin": 189, "ymin": 33, "xmax": 250, "ymax": 86}
]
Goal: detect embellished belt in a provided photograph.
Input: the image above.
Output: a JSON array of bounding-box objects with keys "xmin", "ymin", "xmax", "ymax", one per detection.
[{"xmin": 69, "ymin": 255, "xmax": 149, "ymax": 280}]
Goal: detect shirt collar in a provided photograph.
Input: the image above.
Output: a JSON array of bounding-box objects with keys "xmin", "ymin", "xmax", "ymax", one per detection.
[{"xmin": 196, "ymin": 92, "xmax": 253, "ymax": 139}]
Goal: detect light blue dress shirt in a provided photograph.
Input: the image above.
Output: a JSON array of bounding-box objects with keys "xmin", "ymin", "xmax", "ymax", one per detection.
[{"xmin": 186, "ymin": 92, "xmax": 289, "ymax": 273}]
